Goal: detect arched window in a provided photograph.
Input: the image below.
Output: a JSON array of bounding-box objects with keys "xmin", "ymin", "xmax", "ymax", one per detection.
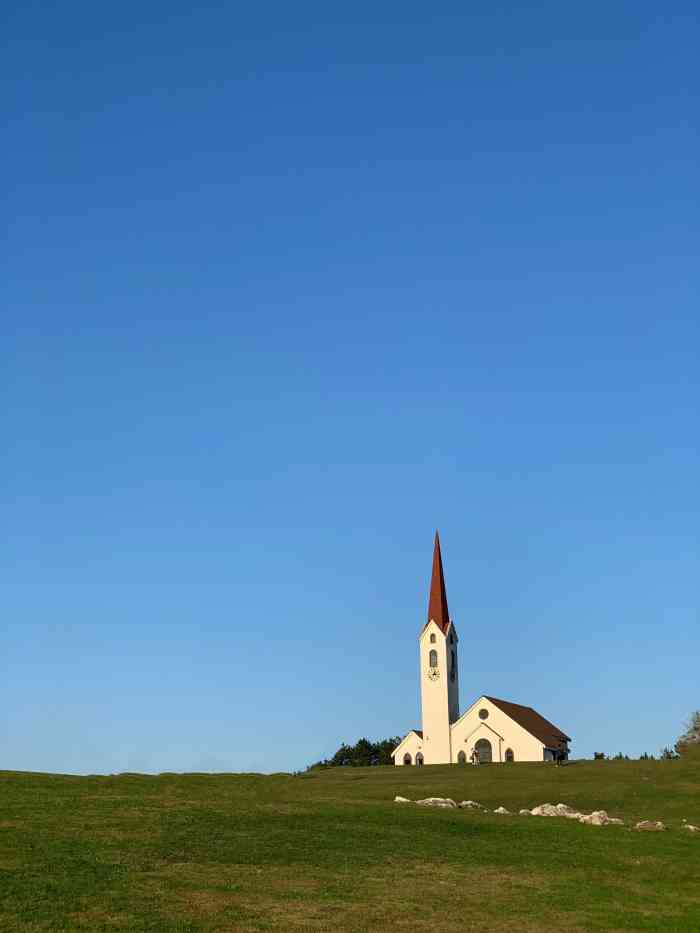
[
  {"xmin": 505, "ymin": 748, "xmax": 514, "ymax": 763},
  {"xmin": 429, "ymin": 633, "xmax": 436, "ymax": 643},
  {"xmin": 449, "ymin": 633, "xmax": 454, "ymax": 644},
  {"xmin": 416, "ymin": 752, "xmax": 424, "ymax": 767},
  {"xmin": 403, "ymin": 753, "xmax": 412, "ymax": 766},
  {"xmin": 457, "ymin": 750, "xmax": 466, "ymax": 764},
  {"xmin": 429, "ymin": 649, "xmax": 438, "ymax": 668},
  {"xmin": 450, "ymin": 650, "xmax": 456, "ymax": 682}
]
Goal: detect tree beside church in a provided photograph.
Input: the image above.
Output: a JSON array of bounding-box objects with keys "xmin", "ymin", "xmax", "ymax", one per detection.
[
  {"xmin": 675, "ymin": 711, "xmax": 700, "ymax": 757},
  {"xmin": 309, "ymin": 737, "xmax": 402, "ymax": 769}
]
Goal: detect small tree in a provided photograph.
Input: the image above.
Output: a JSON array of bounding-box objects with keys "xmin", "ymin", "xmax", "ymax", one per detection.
[{"xmin": 675, "ymin": 711, "xmax": 700, "ymax": 758}]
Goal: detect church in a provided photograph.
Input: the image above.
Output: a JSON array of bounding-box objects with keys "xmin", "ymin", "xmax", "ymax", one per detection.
[{"xmin": 393, "ymin": 533, "xmax": 571, "ymax": 766}]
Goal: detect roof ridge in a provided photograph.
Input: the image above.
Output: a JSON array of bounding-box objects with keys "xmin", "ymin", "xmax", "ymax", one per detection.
[
  {"xmin": 485, "ymin": 694, "xmax": 531, "ymax": 709},
  {"xmin": 485, "ymin": 695, "xmax": 571, "ymax": 745}
]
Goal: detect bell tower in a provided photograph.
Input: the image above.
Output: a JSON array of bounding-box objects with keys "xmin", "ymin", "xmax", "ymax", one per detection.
[{"xmin": 419, "ymin": 532, "xmax": 460, "ymax": 764}]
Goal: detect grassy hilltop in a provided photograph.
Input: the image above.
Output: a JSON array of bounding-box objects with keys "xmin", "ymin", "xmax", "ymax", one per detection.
[{"xmin": 1, "ymin": 759, "xmax": 700, "ymax": 932}]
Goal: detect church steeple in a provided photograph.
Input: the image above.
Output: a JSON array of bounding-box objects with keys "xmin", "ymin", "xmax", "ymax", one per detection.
[
  {"xmin": 420, "ymin": 530, "xmax": 460, "ymax": 761},
  {"xmin": 427, "ymin": 531, "xmax": 450, "ymax": 632}
]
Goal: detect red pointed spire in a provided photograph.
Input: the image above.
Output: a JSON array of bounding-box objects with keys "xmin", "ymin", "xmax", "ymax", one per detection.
[{"xmin": 427, "ymin": 531, "xmax": 450, "ymax": 632}]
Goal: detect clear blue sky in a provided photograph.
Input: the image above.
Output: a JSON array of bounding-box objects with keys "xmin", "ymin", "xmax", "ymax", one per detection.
[{"xmin": 3, "ymin": 2, "xmax": 698, "ymax": 774}]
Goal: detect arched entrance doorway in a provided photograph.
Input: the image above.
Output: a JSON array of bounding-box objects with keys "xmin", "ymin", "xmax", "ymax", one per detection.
[
  {"xmin": 416, "ymin": 752, "xmax": 424, "ymax": 767},
  {"xmin": 457, "ymin": 750, "xmax": 466, "ymax": 764},
  {"xmin": 475, "ymin": 738, "xmax": 492, "ymax": 763},
  {"xmin": 403, "ymin": 753, "xmax": 412, "ymax": 766}
]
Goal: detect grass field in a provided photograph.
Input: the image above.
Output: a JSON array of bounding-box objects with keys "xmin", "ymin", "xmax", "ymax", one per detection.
[{"xmin": 1, "ymin": 759, "xmax": 699, "ymax": 932}]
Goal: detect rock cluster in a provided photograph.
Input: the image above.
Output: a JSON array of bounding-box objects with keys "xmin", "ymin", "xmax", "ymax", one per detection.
[
  {"xmin": 528, "ymin": 802, "xmax": 623, "ymax": 826},
  {"xmin": 392, "ymin": 797, "xmax": 694, "ymax": 833}
]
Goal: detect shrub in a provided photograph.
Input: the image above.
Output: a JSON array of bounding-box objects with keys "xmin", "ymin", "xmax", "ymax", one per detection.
[{"xmin": 675, "ymin": 711, "xmax": 700, "ymax": 757}]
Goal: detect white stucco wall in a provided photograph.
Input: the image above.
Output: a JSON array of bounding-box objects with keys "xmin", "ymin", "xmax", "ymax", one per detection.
[
  {"xmin": 393, "ymin": 731, "xmax": 424, "ymax": 766},
  {"xmin": 450, "ymin": 696, "xmax": 545, "ymax": 763},
  {"xmin": 419, "ymin": 620, "xmax": 459, "ymax": 764}
]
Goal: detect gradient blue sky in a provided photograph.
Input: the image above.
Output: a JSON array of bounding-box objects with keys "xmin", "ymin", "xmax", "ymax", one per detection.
[{"xmin": 4, "ymin": 2, "xmax": 698, "ymax": 774}]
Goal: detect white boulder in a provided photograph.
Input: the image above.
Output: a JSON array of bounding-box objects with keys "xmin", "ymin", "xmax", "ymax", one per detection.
[
  {"xmin": 635, "ymin": 820, "xmax": 665, "ymax": 831},
  {"xmin": 415, "ymin": 797, "xmax": 457, "ymax": 808},
  {"xmin": 458, "ymin": 800, "xmax": 486, "ymax": 809},
  {"xmin": 531, "ymin": 803, "xmax": 560, "ymax": 817},
  {"xmin": 555, "ymin": 803, "xmax": 583, "ymax": 819},
  {"xmin": 493, "ymin": 806, "xmax": 510, "ymax": 814},
  {"xmin": 577, "ymin": 810, "xmax": 623, "ymax": 826},
  {"xmin": 579, "ymin": 811, "xmax": 610, "ymax": 826},
  {"xmin": 394, "ymin": 796, "xmax": 411, "ymax": 803}
]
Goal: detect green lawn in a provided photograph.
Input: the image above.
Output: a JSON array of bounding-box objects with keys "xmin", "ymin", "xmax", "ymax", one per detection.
[{"xmin": 1, "ymin": 759, "xmax": 699, "ymax": 932}]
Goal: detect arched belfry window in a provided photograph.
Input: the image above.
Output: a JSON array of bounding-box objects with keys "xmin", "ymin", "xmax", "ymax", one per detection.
[
  {"xmin": 429, "ymin": 633, "xmax": 436, "ymax": 643},
  {"xmin": 429, "ymin": 649, "xmax": 438, "ymax": 668}
]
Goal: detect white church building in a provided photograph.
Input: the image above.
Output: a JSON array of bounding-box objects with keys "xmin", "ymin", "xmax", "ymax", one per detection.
[{"xmin": 393, "ymin": 533, "xmax": 570, "ymax": 766}]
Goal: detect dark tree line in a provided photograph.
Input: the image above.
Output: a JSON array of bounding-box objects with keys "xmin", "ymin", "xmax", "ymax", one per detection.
[{"xmin": 309, "ymin": 737, "xmax": 402, "ymax": 769}]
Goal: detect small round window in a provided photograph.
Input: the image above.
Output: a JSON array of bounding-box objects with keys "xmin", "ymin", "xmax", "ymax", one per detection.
[{"xmin": 478, "ymin": 708, "xmax": 489, "ymax": 720}]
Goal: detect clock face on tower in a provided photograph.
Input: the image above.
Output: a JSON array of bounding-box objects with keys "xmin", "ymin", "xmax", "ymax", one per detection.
[{"xmin": 427, "ymin": 666, "xmax": 440, "ymax": 681}]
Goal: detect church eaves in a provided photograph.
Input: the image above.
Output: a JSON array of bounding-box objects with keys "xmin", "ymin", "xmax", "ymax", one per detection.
[{"xmin": 427, "ymin": 531, "xmax": 451, "ymax": 633}]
